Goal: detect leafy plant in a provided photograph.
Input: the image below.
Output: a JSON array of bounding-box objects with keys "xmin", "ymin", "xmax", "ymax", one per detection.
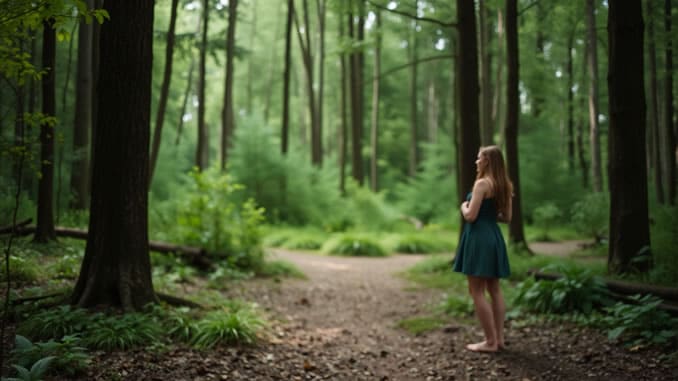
[
  {"xmin": 18, "ymin": 306, "xmax": 91, "ymax": 341},
  {"xmin": 2, "ymin": 356, "xmax": 55, "ymax": 381},
  {"xmin": 532, "ymin": 202, "xmax": 562, "ymax": 241},
  {"xmin": 82, "ymin": 312, "xmax": 162, "ymax": 351},
  {"xmin": 0, "ymin": 255, "xmax": 40, "ymax": 283},
  {"xmin": 513, "ymin": 266, "xmax": 612, "ymax": 314},
  {"xmin": 393, "ymin": 234, "xmax": 452, "ymax": 254},
  {"xmin": 438, "ymin": 294, "xmax": 474, "ymax": 317},
  {"xmin": 570, "ymin": 192, "xmax": 609, "ymax": 243},
  {"xmin": 257, "ymin": 260, "xmax": 305, "ymax": 279},
  {"xmin": 10, "ymin": 335, "xmax": 90, "ymax": 377},
  {"xmin": 191, "ymin": 306, "xmax": 265, "ymax": 348},
  {"xmin": 600, "ymin": 295, "xmax": 678, "ymax": 347},
  {"xmin": 322, "ymin": 234, "xmax": 387, "ymax": 257}
]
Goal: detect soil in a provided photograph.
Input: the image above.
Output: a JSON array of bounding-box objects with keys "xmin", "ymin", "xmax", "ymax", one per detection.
[{"xmin": 80, "ymin": 246, "xmax": 676, "ymax": 381}]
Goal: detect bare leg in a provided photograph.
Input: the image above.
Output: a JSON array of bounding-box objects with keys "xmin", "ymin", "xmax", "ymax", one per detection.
[
  {"xmin": 466, "ymin": 276, "xmax": 498, "ymax": 352},
  {"xmin": 487, "ymin": 278, "xmax": 506, "ymax": 349}
]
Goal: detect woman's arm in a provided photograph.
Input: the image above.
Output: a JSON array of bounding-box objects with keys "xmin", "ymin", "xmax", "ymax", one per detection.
[{"xmin": 460, "ymin": 179, "xmax": 489, "ymax": 222}]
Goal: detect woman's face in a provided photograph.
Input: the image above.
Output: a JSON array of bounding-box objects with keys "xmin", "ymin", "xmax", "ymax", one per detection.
[{"xmin": 475, "ymin": 151, "xmax": 487, "ymax": 173}]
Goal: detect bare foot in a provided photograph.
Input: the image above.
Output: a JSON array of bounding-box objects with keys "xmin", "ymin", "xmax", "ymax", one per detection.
[{"xmin": 465, "ymin": 341, "xmax": 498, "ymax": 353}]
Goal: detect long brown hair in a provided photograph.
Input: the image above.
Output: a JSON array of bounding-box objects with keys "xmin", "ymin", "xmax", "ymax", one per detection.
[{"xmin": 476, "ymin": 146, "xmax": 513, "ymax": 216}]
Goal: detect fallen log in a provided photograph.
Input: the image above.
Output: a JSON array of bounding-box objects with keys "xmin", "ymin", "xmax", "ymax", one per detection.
[
  {"xmin": 528, "ymin": 269, "xmax": 678, "ymax": 315},
  {"xmin": 0, "ymin": 218, "xmax": 32, "ymax": 235},
  {"xmin": 6, "ymin": 225, "xmax": 226, "ymax": 270}
]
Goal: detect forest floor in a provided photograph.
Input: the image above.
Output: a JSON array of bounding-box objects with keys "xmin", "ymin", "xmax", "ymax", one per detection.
[{"xmin": 79, "ymin": 241, "xmax": 677, "ymax": 381}]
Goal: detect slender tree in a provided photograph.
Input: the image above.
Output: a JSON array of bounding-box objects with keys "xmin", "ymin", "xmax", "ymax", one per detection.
[
  {"xmin": 455, "ymin": 0, "xmax": 481, "ymax": 207},
  {"xmin": 505, "ymin": 0, "xmax": 527, "ymax": 248},
  {"xmin": 646, "ymin": 0, "xmax": 664, "ymax": 203},
  {"xmin": 246, "ymin": 0, "xmax": 257, "ymax": 114},
  {"xmin": 586, "ymin": 0, "xmax": 603, "ymax": 192},
  {"xmin": 221, "ymin": 0, "xmax": 238, "ymax": 169},
  {"xmin": 566, "ymin": 27, "xmax": 575, "ymax": 173},
  {"xmin": 34, "ymin": 17, "xmax": 56, "ymax": 243},
  {"xmin": 408, "ymin": 0, "xmax": 419, "ymax": 177},
  {"xmin": 479, "ymin": 0, "xmax": 493, "ymax": 145},
  {"xmin": 316, "ymin": 0, "xmax": 326, "ymax": 166},
  {"xmin": 662, "ymin": 0, "xmax": 675, "ymax": 204},
  {"xmin": 195, "ymin": 0, "xmax": 209, "ymax": 170},
  {"xmin": 281, "ymin": 0, "xmax": 294, "ymax": 155},
  {"xmin": 607, "ymin": 0, "xmax": 651, "ymax": 274},
  {"xmin": 72, "ymin": 0, "xmax": 157, "ymax": 309},
  {"xmin": 349, "ymin": 0, "xmax": 365, "ymax": 185},
  {"xmin": 370, "ymin": 9, "xmax": 381, "ymax": 191},
  {"xmin": 492, "ymin": 8, "xmax": 504, "ymax": 142},
  {"xmin": 149, "ymin": 0, "xmax": 179, "ymax": 183},
  {"xmin": 70, "ymin": 0, "xmax": 94, "ymax": 210},
  {"xmin": 339, "ymin": 8, "xmax": 348, "ymax": 194}
]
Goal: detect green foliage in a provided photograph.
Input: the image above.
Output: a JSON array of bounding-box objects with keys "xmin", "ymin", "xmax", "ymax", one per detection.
[
  {"xmin": 438, "ymin": 294, "xmax": 474, "ymax": 317},
  {"xmin": 0, "ymin": 255, "xmax": 40, "ymax": 283},
  {"xmin": 647, "ymin": 205, "xmax": 678, "ymax": 286},
  {"xmin": 570, "ymin": 192, "xmax": 609, "ymax": 243},
  {"xmin": 532, "ymin": 202, "xmax": 563, "ymax": 241},
  {"xmin": 393, "ymin": 142, "xmax": 456, "ymax": 225},
  {"xmin": 322, "ymin": 234, "xmax": 387, "ymax": 257},
  {"xmin": 402, "ymin": 255, "xmax": 460, "ymax": 290},
  {"xmin": 599, "ymin": 295, "xmax": 678, "ymax": 347},
  {"xmin": 18, "ymin": 306, "xmax": 90, "ymax": 341},
  {"xmin": 257, "ymin": 260, "xmax": 305, "ymax": 279},
  {"xmin": 152, "ymin": 166, "xmax": 266, "ymax": 272},
  {"xmin": 392, "ymin": 233, "xmax": 454, "ymax": 254},
  {"xmin": 397, "ymin": 316, "xmax": 446, "ymax": 335},
  {"xmin": 191, "ymin": 306, "xmax": 265, "ymax": 348},
  {"xmin": 282, "ymin": 233, "xmax": 326, "ymax": 251},
  {"xmin": 513, "ymin": 267, "xmax": 612, "ymax": 314},
  {"xmin": 2, "ymin": 356, "xmax": 55, "ymax": 381},
  {"xmin": 81, "ymin": 312, "xmax": 161, "ymax": 351},
  {"xmin": 0, "ymin": 184, "xmax": 35, "ymax": 226},
  {"xmin": 10, "ymin": 335, "xmax": 90, "ymax": 377},
  {"xmin": 47, "ymin": 253, "xmax": 82, "ymax": 280}
]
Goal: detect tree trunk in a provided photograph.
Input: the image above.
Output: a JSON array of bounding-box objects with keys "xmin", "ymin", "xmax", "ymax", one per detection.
[
  {"xmin": 505, "ymin": 0, "xmax": 527, "ymax": 247},
  {"xmin": 349, "ymin": 1, "xmax": 364, "ymax": 185},
  {"xmin": 246, "ymin": 0, "xmax": 257, "ymax": 114},
  {"xmin": 195, "ymin": 0, "xmax": 210, "ymax": 170},
  {"xmin": 281, "ymin": 0, "xmax": 293, "ymax": 155},
  {"xmin": 35, "ymin": 18, "xmax": 57, "ymax": 243},
  {"xmin": 566, "ymin": 29, "xmax": 575, "ymax": 174},
  {"xmin": 408, "ymin": 1, "xmax": 419, "ymax": 177},
  {"xmin": 426, "ymin": 74, "xmax": 439, "ymax": 143},
  {"xmin": 646, "ymin": 0, "xmax": 664, "ymax": 203},
  {"xmin": 316, "ymin": 0, "xmax": 326, "ymax": 166},
  {"xmin": 149, "ymin": 0, "xmax": 179, "ymax": 183},
  {"xmin": 294, "ymin": 0, "xmax": 318, "ymax": 165},
  {"xmin": 607, "ymin": 0, "xmax": 651, "ymax": 274},
  {"xmin": 455, "ymin": 0, "xmax": 481, "ymax": 207},
  {"xmin": 264, "ymin": 3, "xmax": 283, "ymax": 123},
  {"xmin": 370, "ymin": 10, "xmax": 381, "ymax": 192},
  {"xmin": 71, "ymin": 0, "xmax": 157, "ymax": 310},
  {"xmin": 339, "ymin": 10, "xmax": 348, "ymax": 194},
  {"xmin": 663, "ymin": 0, "xmax": 676, "ymax": 205},
  {"xmin": 221, "ymin": 0, "xmax": 238, "ymax": 170},
  {"xmin": 176, "ymin": 57, "xmax": 195, "ymax": 145},
  {"xmin": 70, "ymin": 0, "xmax": 93, "ymax": 210},
  {"xmin": 479, "ymin": 0, "xmax": 493, "ymax": 145},
  {"xmin": 586, "ymin": 0, "xmax": 603, "ymax": 192},
  {"xmin": 492, "ymin": 8, "xmax": 504, "ymax": 145}
]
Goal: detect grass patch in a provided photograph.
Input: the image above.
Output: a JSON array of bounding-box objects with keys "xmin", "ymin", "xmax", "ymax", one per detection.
[
  {"xmin": 390, "ymin": 233, "xmax": 455, "ymax": 254},
  {"xmin": 322, "ymin": 234, "xmax": 387, "ymax": 257},
  {"xmin": 397, "ymin": 316, "xmax": 447, "ymax": 335},
  {"xmin": 401, "ymin": 255, "xmax": 466, "ymax": 290},
  {"xmin": 258, "ymin": 260, "xmax": 306, "ymax": 279}
]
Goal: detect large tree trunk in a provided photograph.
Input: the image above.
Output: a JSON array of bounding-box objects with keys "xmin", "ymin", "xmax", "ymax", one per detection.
[
  {"xmin": 149, "ymin": 0, "xmax": 179, "ymax": 184},
  {"xmin": 70, "ymin": 0, "xmax": 93, "ymax": 210},
  {"xmin": 455, "ymin": 0, "xmax": 481, "ymax": 207},
  {"xmin": 586, "ymin": 0, "xmax": 603, "ymax": 192},
  {"xmin": 370, "ymin": 10, "xmax": 381, "ymax": 192},
  {"xmin": 195, "ymin": 0, "xmax": 210, "ymax": 170},
  {"xmin": 221, "ymin": 0, "xmax": 238, "ymax": 170},
  {"xmin": 607, "ymin": 0, "xmax": 651, "ymax": 274},
  {"xmin": 71, "ymin": 0, "xmax": 157, "ymax": 310},
  {"xmin": 35, "ymin": 18, "xmax": 57, "ymax": 243},
  {"xmin": 505, "ymin": 0, "xmax": 527, "ymax": 247},
  {"xmin": 646, "ymin": 0, "xmax": 664, "ymax": 203},
  {"xmin": 281, "ymin": 0, "xmax": 293, "ymax": 155},
  {"xmin": 479, "ymin": 0, "xmax": 493, "ymax": 145},
  {"xmin": 408, "ymin": 1, "xmax": 419, "ymax": 177},
  {"xmin": 662, "ymin": 0, "xmax": 676, "ymax": 204}
]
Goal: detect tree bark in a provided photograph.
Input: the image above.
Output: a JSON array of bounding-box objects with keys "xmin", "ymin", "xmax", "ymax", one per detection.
[
  {"xmin": 246, "ymin": 0, "xmax": 257, "ymax": 114},
  {"xmin": 408, "ymin": 1, "xmax": 419, "ymax": 177},
  {"xmin": 566, "ymin": 28, "xmax": 575, "ymax": 173},
  {"xmin": 455, "ymin": 0, "xmax": 481, "ymax": 209},
  {"xmin": 479, "ymin": 0, "xmax": 493, "ymax": 145},
  {"xmin": 492, "ymin": 8, "xmax": 504, "ymax": 145},
  {"xmin": 264, "ymin": 3, "xmax": 283, "ymax": 123},
  {"xmin": 339, "ymin": 10, "xmax": 348, "ymax": 194},
  {"xmin": 607, "ymin": 0, "xmax": 651, "ymax": 274},
  {"xmin": 221, "ymin": 0, "xmax": 238, "ymax": 170},
  {"xmin": 71, "ymin": 0, "xmax": 157, "ymax": 310},
  {"xmin": 349, "ymin": 1, "xmax": 364, "ymax": 185},
  {"xmin": 70, "ymin": 0, "xmax": 93, "ymax": 210},
  {"xmin": 149, "ymin": 0, "xmax": 179, "ymax": 183},
  {"xmin": 35, "ymin": 18, "xmax": 57, "ymax": 243},
  {"xmin": 281, "ymin": 0, "xmax": 294, "ymax": 155},
  {"xmin": 587, "ymin": 0, "xmax": 603, "ymax": 192},
  {"xmin": 646, "ymin": 0, "xmax": 664, "ymax": 203},
  {"xmin": 662, "ymin": 0, "xmax": 676, "ymax": 204},
  {"xmin": 316, "ymin": 0, "xmax": 326, "ymax": 166},
  {"xmin": 370, "ymin": 10, "xmax": 381, "ymax": 192},
  {"xmin": 195, "ymin": 0, "xmax": 210, "ymax": 170},
  {"xmin": 505, "ymin": 0, "xmax": 527, "ymax": 247}
]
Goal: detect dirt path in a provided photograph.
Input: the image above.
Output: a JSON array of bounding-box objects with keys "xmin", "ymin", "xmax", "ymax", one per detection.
[{"xmin": 87, "ymin": 247, "xmax": 676, "ymax": 381}]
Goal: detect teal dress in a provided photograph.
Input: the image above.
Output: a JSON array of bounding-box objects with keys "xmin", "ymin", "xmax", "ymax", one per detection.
[{"xmin": 453, "ymin": 192, "xmax": 511, "ymax": 278}]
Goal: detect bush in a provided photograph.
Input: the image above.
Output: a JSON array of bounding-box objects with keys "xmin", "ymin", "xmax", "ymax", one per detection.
[
  {"xmin": 532, "ymin": 202, "xmax": 562, "ymax": 241},
  {"xmin": 81, "ymin": 312, "xmax": 161, "ymax": 351},
  {"xmin": 322, "ymin": 234, "xmax": 387, "ymax": 257},
  {"xmin": 10, "ymin": 335, "xmax": 90, "ymax": 377},
  {"xmin": 513, "ymin": 266, "xmax": 612, "ymax": 314},
  {"xmin": 600, "ymin": 294, "xmax": 678, "ymax": 347},
  {"xmin": 438, "ymin": 294, "xmax": 474, "ymax": 317},
  {"xmin": 18, "ymin": 306, "xmax": 91, "ymax": 341},
  {"xmin": 191, "ymin": 306, "xmax": 265, "ymax": 348},
  {"xmin": 570, "ymin": 192, "xmax": 609, "ymax": 243},
  {"xmin": 393, "ymin": 233, "xmax": 453, "ymax": 254},
  {"xmin": 0, "ymin": 255, "xmax": 40, "ymax": 283}
]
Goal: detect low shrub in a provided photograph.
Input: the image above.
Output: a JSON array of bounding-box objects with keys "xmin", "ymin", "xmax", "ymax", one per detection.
[{"xmin": 322, "ymin": 234, "xmax": 387, "ymax": 257}]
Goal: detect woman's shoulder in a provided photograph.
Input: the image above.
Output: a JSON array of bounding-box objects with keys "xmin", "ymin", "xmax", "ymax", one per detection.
[{"xmin": 473, "ymin": 177, "xmax": 494, "ymax": 198}]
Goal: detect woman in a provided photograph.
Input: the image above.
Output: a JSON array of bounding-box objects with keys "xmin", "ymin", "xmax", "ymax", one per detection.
[{"xmin": 453, "ymin": 145, "xmax": 513, "ymax": 352}]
